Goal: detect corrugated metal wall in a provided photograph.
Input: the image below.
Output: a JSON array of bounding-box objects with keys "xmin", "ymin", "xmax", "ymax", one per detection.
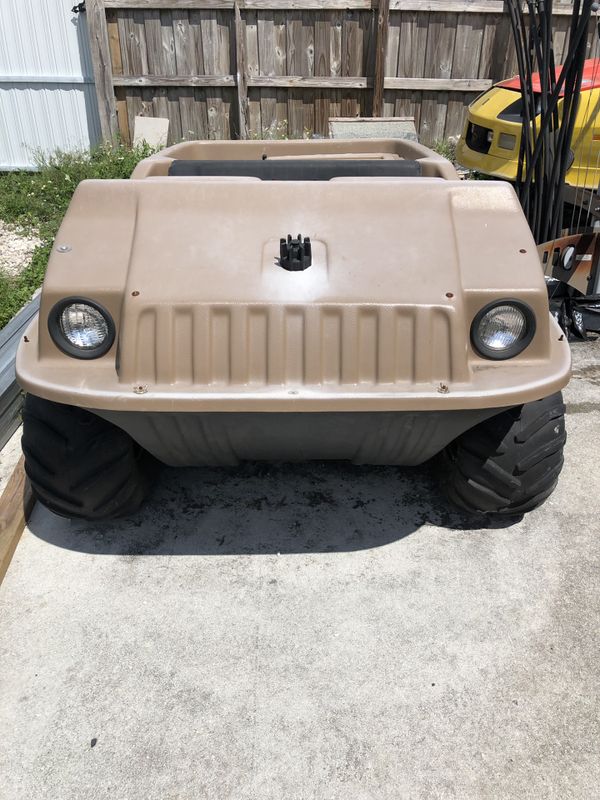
[{"xmin": 0, "ymin": 0, "xmax": 101, "ymax": 170}]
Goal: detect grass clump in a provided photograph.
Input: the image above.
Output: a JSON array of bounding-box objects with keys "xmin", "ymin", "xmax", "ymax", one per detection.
[
  {"xmin": 433, "ymin": 137, "xmax": 458, "ymax": 164},
  {"xmin": 0, "ymin": 243, "xmax": 52, "ymax": 328},
  {"xmin": 432, "ymin": 136, "xmax": 488, "ymax": 180},
  {"xmin": 0, "ymin": 141, "xmax": 155, "ymax": 329}
]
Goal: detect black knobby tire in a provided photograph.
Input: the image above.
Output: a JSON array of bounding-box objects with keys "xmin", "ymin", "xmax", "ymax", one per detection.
[
  {"xmin": 22, "ymin": 394, "xmax": 156, "ymax": 520},
  {"xmin": 441, "ymin": 392, "xmax": 566, "ymax": 515}
]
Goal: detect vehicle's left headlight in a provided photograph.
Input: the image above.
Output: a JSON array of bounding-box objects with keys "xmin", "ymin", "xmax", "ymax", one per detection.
[
  {"xmin": 471, "ymin": 300, "xmax": 536, "ymax": 360},
  {"xmin": 49, "ymin": 298, "xmax": 115, "ymax": 359}
]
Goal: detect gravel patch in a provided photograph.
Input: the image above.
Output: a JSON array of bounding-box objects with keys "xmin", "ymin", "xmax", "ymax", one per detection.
[{"xmin": 0, "ymin": 221, "xmax": 42, "ymax": 278}]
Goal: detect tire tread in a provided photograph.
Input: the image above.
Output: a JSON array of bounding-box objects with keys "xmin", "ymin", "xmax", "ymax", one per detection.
[
  {"xmin": 22, "ymin": 394, "xmax": 155, "ymax": 520},
  {"xmin": 441, "ymin": 392, "xmax": 566, "ymax": 515}
]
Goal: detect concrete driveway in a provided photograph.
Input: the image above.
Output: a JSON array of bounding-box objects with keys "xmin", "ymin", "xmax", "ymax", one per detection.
[{"xmin": 1, "ymin": 343, "xmax": 599, "ymax": 800}]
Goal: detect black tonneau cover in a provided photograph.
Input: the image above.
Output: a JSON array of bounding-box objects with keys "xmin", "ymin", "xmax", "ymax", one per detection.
[{"xmin": 168, "ymin": 158, "xmax": 422, "ymax": 180}]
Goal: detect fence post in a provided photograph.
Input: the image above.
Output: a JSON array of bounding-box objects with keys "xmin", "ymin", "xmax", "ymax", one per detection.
[
  {"xmin": 87, "ymin": 0, "xmax": 119, "ymax": 141},
  {"xmin": 234, "ymin": 3, "xmax": 249, "ymax": 139},
  {"xmin": 372, "ymin": 0, "xmax": 390, "ymax": 117}
]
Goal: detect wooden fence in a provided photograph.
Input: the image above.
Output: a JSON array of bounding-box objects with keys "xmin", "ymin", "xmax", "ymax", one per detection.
[{"xmin": 86, "ymin": 0, "xmax": 596, "ymax": 146}]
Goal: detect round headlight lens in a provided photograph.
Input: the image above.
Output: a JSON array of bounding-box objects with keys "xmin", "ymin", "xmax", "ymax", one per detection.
[
  {"xmin": 49, "ymin": 298, "xmax": 115, "ymax": 359},
  {"xmin": 60, "ymin": 303, "xmax": 108, "ymax": 349},
  {"xmin": 471, "ymin": 301, "xmax": 535, "ymax": 359},
  {"xmin": 479, "ymin": 304, "xmax": 526, "ymax": 350}
]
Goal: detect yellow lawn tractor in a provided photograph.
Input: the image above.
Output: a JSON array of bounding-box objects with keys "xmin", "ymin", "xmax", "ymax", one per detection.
[{"xmin": 456, "ymin": 59, "xmax": 600, "ymax": 190}]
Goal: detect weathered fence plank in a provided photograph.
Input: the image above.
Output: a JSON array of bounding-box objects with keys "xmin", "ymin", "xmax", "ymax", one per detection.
[
  {"xmin": 234, "ymin": 3, "xmax": 249, "ymax": 136},
  {"xmin": 372, "ymin": 0, "xmax": 390, "ymax": 115},
  {"xmin": 385, "ymin": 77, "xmax": 491, "ymax": 90},
  {"xmin": 88, "ymin": 0, "xmax": 119, "ymax": 139},
  {"xmin": 104, "ymin": 0, "xmax": 579, "ymax": 12},
  {"xmin": 113, "ymin": 73, "xmax": 236, "ymax": 85},
  {"xmin": 249, "ymin": 76, "xmax": 370, "ymax": 87}
]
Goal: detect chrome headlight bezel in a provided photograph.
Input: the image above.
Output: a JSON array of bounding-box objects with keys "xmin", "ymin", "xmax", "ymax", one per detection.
[
  {"xmin": 48, "ymin": 297, "xmax": 115, "ymax": 359},
  {"xmin": 470, "ymin": 299, "xmax": 536, "ymax": 360}
]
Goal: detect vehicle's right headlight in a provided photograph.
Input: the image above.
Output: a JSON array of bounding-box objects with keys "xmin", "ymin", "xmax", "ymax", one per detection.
[
  {"xmin": 471, "ymin": 300, "xmax": 536, "ymax": 360},
  {"xmin": 48, "ymin": 298, "xmax": 115, "ymax": 359}
]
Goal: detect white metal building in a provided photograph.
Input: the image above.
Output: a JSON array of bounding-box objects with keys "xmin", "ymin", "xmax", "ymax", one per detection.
[{"xmin": 0, "ymin": 0, "xmax": 101, "ymax": 170}]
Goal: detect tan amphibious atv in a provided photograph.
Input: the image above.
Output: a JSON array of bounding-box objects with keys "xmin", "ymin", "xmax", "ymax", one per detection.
[{"xmin": 17, "ymin": 139, "xmax": 570, "ymax": 520}]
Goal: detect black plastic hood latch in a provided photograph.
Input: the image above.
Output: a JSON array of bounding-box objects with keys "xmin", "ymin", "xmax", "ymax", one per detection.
[{"xmin": 279, "ymin": 234, "xmax": 312, "ymax": 271}]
